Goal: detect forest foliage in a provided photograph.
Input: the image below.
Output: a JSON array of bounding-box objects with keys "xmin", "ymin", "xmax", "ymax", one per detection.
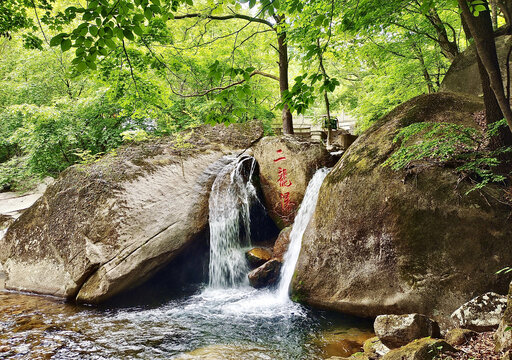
[{"xmin": 0, "ymin": 0, "xmax": 500, "ymax": 190}]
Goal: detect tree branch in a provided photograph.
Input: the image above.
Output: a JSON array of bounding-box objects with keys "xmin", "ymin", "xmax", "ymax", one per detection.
[
  {"xmin": 175, "ymin": 70, "xmax": 279, "ymax": 98},
  {"xmin": 173, "ymin": 13, "xmax": 275, "ymax": 30}
]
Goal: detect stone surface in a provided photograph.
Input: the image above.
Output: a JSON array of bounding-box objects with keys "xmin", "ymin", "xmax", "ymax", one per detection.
[
  {"xmin": 248, "ymin": 259, "xmax": 282, "ymax": 289},
  {"xmin": 444, "ymin": 328, "xmax": 476, "ymax": 347},
  {"xmin": 381, "ymin": 338, "xmax": 455, "ymax": 360},
  {"xmin": 174, "ymin": 344, "xmax": 270, "ymax": 360},
  {"xmin": 245, "ymin": 248, "xmax": 272, "ymax": 268},
  {"xmin": 272, "ymin": 226, "xmax": 292, "ymax": 262},
  {"xmin": 363, "ymin": 336, "xmax": 390, "ymax": 358},
  {"xmin": 253, "ymin": 136, "xmax": 334, "ymax": 228},
  {"xmin": 292, "ymin": 92, "xmax": 512, "ymax": 324},
  {"xmin": 441, "ymin": 35, "xmax": 512, "ymax": 97},
  {"xmin": 374, "ymin": 314, "xmax": 440, "ymax": 349},
  {"xmin": 451, "ymin": 292, "xmax": 507, "ymax": 331},
  {"xmin": 0, "ymin": 122, "xmax": 263, "ymax": 302},
  {"xmin": 495, "ymin": 282, "xmax": 512, "ymax": 352}
]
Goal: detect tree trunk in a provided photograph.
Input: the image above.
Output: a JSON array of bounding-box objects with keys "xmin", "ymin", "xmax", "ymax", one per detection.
[
  {"xmin": 491, "ymin": 0, "xmax": 499, "ymax": 29},
  {"xmin": 317, "ymin": 39, "xmax": 333, "ymax": 147},
  {"xmin": 458, "ymin": 0, "xmax": 512, "ymax": 136},
  {"xmin": 412, "ymin": 41, "xmax": 434, "ymax": 93},
  {"xmin": 277, "ymin": 22, "xmax": 293, "ymax": 135},
  {"xmin": 498, "ymin": 0, "xmax": 512, "ymax": 27},
  {"xmin": 425, "ymin": 8, "xmax": 460, "ymax": 61}
]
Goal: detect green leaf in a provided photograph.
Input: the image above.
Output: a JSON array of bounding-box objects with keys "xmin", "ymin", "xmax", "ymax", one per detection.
[
  {"xmin": 61, "ymin": 38, "xmax": 72, "ymax": 52},
  {"xmin": 89, "ymin": 25, "xmax": 98, "ymax": 36},
  {"xmin": 76, "ymin": 61, "xmax": 88, "ymax": 72}
]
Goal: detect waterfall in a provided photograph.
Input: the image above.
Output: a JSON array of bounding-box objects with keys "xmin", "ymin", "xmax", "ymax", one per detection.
[
  {"xmin": 276, "ymin": 168, "xmax": 330, "ymax": 300},
  {"xmin": 208, "ymin": 155, "xmax": 258, "ymax": 288}
]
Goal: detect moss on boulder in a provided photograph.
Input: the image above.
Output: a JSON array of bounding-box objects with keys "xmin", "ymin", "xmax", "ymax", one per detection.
[{"xmin": 292, "ymin": 93, "xmax": 512, "ymax": 325}]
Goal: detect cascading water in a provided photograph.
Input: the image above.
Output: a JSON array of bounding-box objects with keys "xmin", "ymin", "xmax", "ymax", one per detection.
[
  {"xmin": 276, "ymin": 167, "xmax": 330, "ymax": 300},
  {"xmin": 208, "ymin": 154, "xmax": 258, "ymax": 288}
]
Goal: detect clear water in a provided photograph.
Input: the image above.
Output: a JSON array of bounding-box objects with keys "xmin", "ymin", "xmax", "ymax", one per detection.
[
  {"xmin": 277, "ymin": 168, "xmax": 330, "ymax": 300},
  {"xmin": 0, "ymin": 163, "xmax": 372, "ymax": 359},
  {"xmin": 208, "ymin": 155, "xmax": 257, "ymax": 288}
]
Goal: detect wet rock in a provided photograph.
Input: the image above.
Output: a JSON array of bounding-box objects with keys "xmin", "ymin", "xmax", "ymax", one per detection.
[
  {"xmin": 175, "ymin": 344, "xmax": 270, "ymax": 360},
  {"xmin": 292, "ymin": 93, "xmax": 512, "ymax": 325},
  {"xmin": 363, "ymin": 336, "xmax": 390, "ymax": 358},
  {"xmin": 248, "ymin": 259, "xmax": 282, "ymax": 289},
  {"xmin": 253, "ymin": 136, "xmax": 334, "ymax": 228},
  {"xmin": 0, "ymin": 122, "xmax": 264, "ymax": 302},
  {"xmin": 314, "ymin": 328, "xmax": 374, "ymax": 359},
  {"xmin": 444, "ymin": 328, "xmax": 476, "ymax": 347},
  {"xmin": 273, "ymin": 226, "xmax": 292, "ymax": 261},
  {"xmin": 374, "ymin": 314, "xmax": 440, "ymax": 349},
  {"xmin": 245, "ymin": 248, "xmax": 272, "ymax": 268},
  {"xmin": 451, "ymin": 292, "xmax": 507, "ymax": 331},
  {"xmin": 327, "ymin": 354, "xmax": 369, "ymax": 360},
  {"xmin": 381, "ymin": 338, "xmax": 455, "ymax": 360}
]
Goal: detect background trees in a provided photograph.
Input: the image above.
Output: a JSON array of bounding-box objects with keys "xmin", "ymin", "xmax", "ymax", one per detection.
[{"xmin": 2, "ymin": 0, "xmax": 512, "ymax": 189}]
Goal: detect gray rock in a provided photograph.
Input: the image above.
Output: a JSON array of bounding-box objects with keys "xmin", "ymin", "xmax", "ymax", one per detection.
[
  {"xmin": 451, "ymin": 292, "xmax": 507, "ymax": 331},
  {"xmin": 248, "ymin": 259, "xmax": 282, "ymax": 289},
  {"xmin": 363, "ymin": 336, "xmax": 390, "ymax": 358},
  {"xmin": 496, "ymin": 282, "xmax": 512, "ymax": 352},
  {"xmin": 444, "ymin": 328, "xmax": 476, "ymax": 347},
  {"xmin": 441, "ymin": 35, "xmax": 512, "ymax": 97},
  {"xmin": 374, "ymin": 314, "xmax": 440, "ymax": 349},
  {"xmin": 0, "ymin": 122, "xmax": 263, "ymax": 302}
]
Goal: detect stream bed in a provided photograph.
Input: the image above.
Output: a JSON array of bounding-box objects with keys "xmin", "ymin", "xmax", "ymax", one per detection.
[{"xmin": 0, "ymin": 288, "xmax": 372, "ymax": 359}]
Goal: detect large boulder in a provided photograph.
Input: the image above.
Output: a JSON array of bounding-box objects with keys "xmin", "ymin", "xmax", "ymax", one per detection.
[
  {"xmin": 253, "ymin": 136, "xmax": 334, "ymax": 228},
  {"xmin": 440, "ymin": 35, "xmax": 512, "ymax": 96},
  {"xmin": 248, "ymin": 259, "xmax": 282, "ymax": 288},
  {"xmin": 292, "ymin": 92, "xmax": 512, "ymax": 323},
  {"xmin": 451, "ymin": 292, "xmax": 507, "ymax": 331},
  {"xmin": 0, "ymin": 122, "xmax": 263, "ymax": 302},
  {"xmin": 374, "ymin": 314, "xmax": 440, "ymax": 349}
]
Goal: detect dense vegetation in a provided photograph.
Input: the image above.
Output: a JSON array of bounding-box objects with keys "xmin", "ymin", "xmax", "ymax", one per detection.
[{"xmin": 0, "ymin": 0, "xmax": 510, "ymax": 190}]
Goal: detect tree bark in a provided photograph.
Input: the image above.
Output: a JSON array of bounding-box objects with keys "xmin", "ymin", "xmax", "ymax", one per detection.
[
  {"xmin": 491, "ymin": 0, "xmax": 499, "ymax": 29},
  {"xmin": 498, "ymin": 0, "xmax": 512, "ymax": 27},
  {"xmin": 458, "ymin": 0, "xmax": 512, "ymax": 136},
  {"xmin": 277, "ymin": 24, "xmax": 293, "ymax": 135},
  {"xmin": 317, "ymin": 39, "xmax": 332, "ymax": 147},
  {"xmin": 411, "ymin": 41, "xmax": 434, "ymax": 93},
  {"xmin": 425, "ymin": 8, "xmax": 460, "ymax": 61}
]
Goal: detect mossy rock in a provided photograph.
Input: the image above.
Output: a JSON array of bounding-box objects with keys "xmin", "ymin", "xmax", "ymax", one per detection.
[
  {"xmin": 292, "ymin": 93, "xmax": 512, "ymax": 325},
  {"xmin": 382, "ymin": 338, "xmax": 455, "ymax": 360}
]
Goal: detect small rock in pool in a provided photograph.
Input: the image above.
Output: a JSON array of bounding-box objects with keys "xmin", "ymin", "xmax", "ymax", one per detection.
[{"xmin": 246, "ymin": 248, "xmax": 272, "ymax": 268}]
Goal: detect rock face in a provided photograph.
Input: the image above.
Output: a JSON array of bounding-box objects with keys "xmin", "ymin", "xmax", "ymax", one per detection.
[
  {"xmin": 0, "ymin": 122, "xmax": 263, "ymax": 302},
  {"xmin": 248, "ymin": 259, "xmax": 282, "ymax": 288},
  {"xmin": 374, "ymin": 314, "xmax": 440, "ymax": 349},
  {"xmin": 253, "ymin": 136, "xmax": 334, "ymax": 228},
  {"xmin": 441, "ymin": 35, "xmax": 512, "ymax": 96},
  {"xmin": 363, "ymin": 337, "xmax": 390, "ymax": 358},
  {"xmin": 292, "ymin": 92, "xmax": 512, "ymax": 323},
  {"xmin": 272, "ymin": 226, "xmax": 291, "ymax": 261},
  {"xmin": 381, "ymin": 338, "xmax": 455, "ymax": 360},
  {"xmin": 451, "ymin": 292, "xmax": 507, "ymax": 331},
  {"xmin": 245, "ymin": 248, "xmax": 272, "ymax": 268}
]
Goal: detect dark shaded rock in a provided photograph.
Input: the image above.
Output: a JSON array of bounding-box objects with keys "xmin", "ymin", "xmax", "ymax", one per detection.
[
  {"xmin": 248, "ymin": 259, "xmax": 282, "ymax": 289},
  {"xmin": 374, "ymin": 314, "xmax": 440, "ymax": 349},
  {"xmin": 381, "ymin": 338, "xmax": 455, "ymax": 360},
  {"xmin": 0, "ymin": 121, "xmax": 264, "ymax": 302},
  {"xmin": 451, "ymin": 292, "xmax": 507, "ymax": 331},
  {"xmin": 273, "ymin": 226, "xmax": 292, "ymax": 262},
  {"xmin": 246, "ymin": 248, "xmax": 272, "ymax": 268},
  {"xmin": 444, "ymin": 328, "xmax": 476, "ymax": 347},
  {"xmin": 292, "ymin": 92, "xmax": 512, "ymax": 325},
  {"xmin": 253, "ymin": 136, "xmax": 334, "ymax": 228}
]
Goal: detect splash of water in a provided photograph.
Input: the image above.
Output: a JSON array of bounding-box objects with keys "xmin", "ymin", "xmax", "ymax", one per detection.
[
  {"xmin": 208, "ymin": 155, "xmax": 258, "ymax": 288},
  {"xmin": 276, "ymin": 168, "xmax": 330, "ymax": 300}
]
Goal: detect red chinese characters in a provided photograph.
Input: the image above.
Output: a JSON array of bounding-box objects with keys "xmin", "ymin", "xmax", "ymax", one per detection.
[{"xmin": 274, "ymin": 149, "xmax": 294, "ymax": 214}]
